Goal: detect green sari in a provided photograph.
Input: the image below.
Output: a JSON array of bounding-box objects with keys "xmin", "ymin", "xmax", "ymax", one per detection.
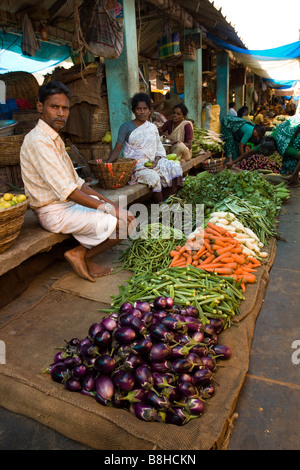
[
  {"xmin": 271, "ymin": 115, "xmax": 300, "ymax": 175},
  {"xmin": 221, "ymin": 115, "xmax": 255, "ymax": 160}
]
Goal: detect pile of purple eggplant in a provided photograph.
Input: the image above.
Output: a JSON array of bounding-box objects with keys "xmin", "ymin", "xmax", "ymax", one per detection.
[{"xmin": 46, "ymin": 296, "xmax": 232, "ymax": 426}]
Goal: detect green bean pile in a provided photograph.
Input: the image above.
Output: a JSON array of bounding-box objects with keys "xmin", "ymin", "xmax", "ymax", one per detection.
[
  {"xmin": 110, "ymin": 266, "xmax": 244, "ymax": 329},
  {"xmin": 115, "ymin": 223, "xmax": 186, "ymax": 276}
]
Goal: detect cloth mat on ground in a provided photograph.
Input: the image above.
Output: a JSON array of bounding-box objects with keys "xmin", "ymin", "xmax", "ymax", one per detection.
[{"xmin": 0, "ymin": 239, "xmax": 277, "ymax": 450}]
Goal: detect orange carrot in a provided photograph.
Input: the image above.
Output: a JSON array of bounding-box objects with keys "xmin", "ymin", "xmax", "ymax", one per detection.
[
  {"xmin": 170, "ymin": 250, "xmax": 179, "ymax": 257},
  {"xmin": 214, "ymin": 267, "xmax": 234, "ymax": 275},
  {"xmin": 203, "ymin": 239, "xmax": 213, "ymax": 253},
  {"xmin": 199, "ymin": 254, "xmax": 215, "ymax": 265},
  {"xmin": 207, "ymin": 222, "xmax": 228, "ymax": 236},
  {"xmin": 215, "ymin": 245, "xmax": 235, "ymax": 256},
  {"xmin": 193, "ymin": 246, "xmax": 206, "ymax": 260}
]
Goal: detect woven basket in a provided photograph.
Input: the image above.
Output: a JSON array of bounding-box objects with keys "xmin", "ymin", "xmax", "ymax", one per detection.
[
  {"xmin": 75, "ymin": 142, "xmax": 112, "ymax": 164},
  {"xmin": 0, "ymin": 197, "xmax": 29, "ymax": 254},
  {"xmin": 200, "ymin": 154, "xmax": 225, "ymax": 174},
  {"xmin": 1, "ymin": 72, "xmax": 39, "ymax": 108},
  {"xmin": 89, "ymin": 159, "xmax": 136, "ymax": 189},
  {"xmin": 12, "ymin": 110, "xmax": 40, "ymax": 135},
  {"xmin": 0, "ymin": 134, "xmax": 25, "ymax": 167},
  {"xmin": 69, "ymin": 97, "xmax": 111, "ymax": 144}
]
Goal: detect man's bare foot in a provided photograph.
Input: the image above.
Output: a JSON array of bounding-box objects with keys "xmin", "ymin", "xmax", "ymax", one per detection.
[
  {"xmin": 86, "ymin": 261, "xmax": 113, "ymax": 278},
  {"xmin": 64, "ymin": 246, "xmax": 96, "ymax": 282}
]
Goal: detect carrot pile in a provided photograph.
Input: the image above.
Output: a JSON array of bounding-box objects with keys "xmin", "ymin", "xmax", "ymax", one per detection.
[{"xmin": 169, "ymin": 222, "xmax": 261, "ymax": 291}]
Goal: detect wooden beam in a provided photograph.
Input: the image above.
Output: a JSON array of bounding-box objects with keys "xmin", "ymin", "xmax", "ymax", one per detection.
[
  {"xmin": 0, "ymin": 8, "xmax": 73, "ymax": 44},
  {"xmin": 146, "ymin": 0, "xmax": 194, "ymax": 28}
]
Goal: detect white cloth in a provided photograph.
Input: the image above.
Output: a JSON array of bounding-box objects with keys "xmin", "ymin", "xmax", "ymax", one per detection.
[
  {"xmin": 228, "ymin": 108, "xmax": 237, "ymax": 116},
  {"xmin": 35, "ymin": 198, "xmax": 117, "ymax": 249}
]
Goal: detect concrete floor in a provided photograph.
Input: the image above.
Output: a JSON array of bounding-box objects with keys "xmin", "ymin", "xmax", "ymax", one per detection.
[{"xmin": 0, "ymin": 188, "xmax": 300, "ymax": 450}]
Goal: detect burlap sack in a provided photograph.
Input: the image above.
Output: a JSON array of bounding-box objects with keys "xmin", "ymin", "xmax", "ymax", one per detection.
[{"xmin": 0, "ymin": 239, "xmax": 276, "ymax": 450}]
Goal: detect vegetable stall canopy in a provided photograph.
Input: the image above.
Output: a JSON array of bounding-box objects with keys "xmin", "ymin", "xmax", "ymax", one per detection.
[
  {"xmin": 207, "ymin": 32, "xmax": 300, "ymax": 95},
  {"xmin": 0, "ymin": 32, "xmax": 71, "ymax": 74}
]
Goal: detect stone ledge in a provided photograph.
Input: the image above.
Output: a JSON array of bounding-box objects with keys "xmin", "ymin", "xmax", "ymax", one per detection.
[{"xmin": 0, "ymin": 156, "xmax": 208, "ymax": 277}]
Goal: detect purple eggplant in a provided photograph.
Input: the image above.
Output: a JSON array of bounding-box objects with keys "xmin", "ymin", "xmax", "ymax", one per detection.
[
  {"xmin": 160, "ymin": 316, "xmax": 186, "ymax": 331},
  {"xmin": 200, "ymin": 356, "xmax": 216, "ymax": 372},
  {"xmin": 189, "ymin": 344, "xmax": 209, "ymax": 357},
  {"xmin": 95, "ymin": 392, "xmax": 113, "ymax": 406},
  {"xmin": 109, "ymin": 312, "xmax": 119, "ymax": 321},
  {"xmin": 93, "ymin": 330, "xmax": 111, "ymax": 350},
  {"xmin": 171, "ymin": 358, "xmax": 193, "ymax": 374},
  {"xmin": 184, "ymin": 306, "xmax": 199, "ymax": 318},
  {"xmin": 72, "ymin": 364, "xmax": 87, "ymax": 379},
  {"xmin": 67, "ymin": 337, "xmax": 81, "ymax": 348},
  {"xmin": 208, "ymin": 318, "xmax": 224, "ymax": 334},
  {"xmin": 165, "ymin": 297, "xmax": 174, "ymax": 309},
  {"xmin": 211, "ymin": 344, "xmax": 232, "ymax": 359},
  {"xmin": 53, "ymin": 351, "xmax": 68, "ymax": 363},
  {"xmin": 161, "ymin": 385, "xmax": 181, "ymax": 402},
  {"xmin": 135, "ymin": 366, "xmax": 154, "ymax": 390},
  {"xmin": 83, "ymin": 370, "xmax": 96, "ymax": 392},
  {"xmin": 101, "ymin": 316, "xmax": 117, "ymax": 332},
  {"xmin": 123, "ymin": 352, "xmax": 145, "ymax": 370},
  {"xmin": 147, "ymin": 390, "xmax": 170, "ymax": 410},
  {"xmin": 65, "ymin": 378, "xmax": 81, "ymax": 392},
  {"xmin": 88, "ymin": 322, "xmax": 102, "ymax": 339},
  {"xmin": 121, "ymin": 388, "xmax": 149, "ymax": 404},
  {"xmin": 170, "ymin": 344, "xmax": 191, "ymax": 360},
  {"xmin": 200, "ymin": 384, "xmax": 215, "ymax": 399},
  {"xmin": 113, "ymin": 327, "xmax": 136, "ymax": 344},
  {"xmin": 130, "ymin": 317, "xmax": 147, "ymax": 336},
  {"xmin": 131, "ymin": 338, "xmax": 152, "ymax": 355},
  {"xmin": 178, "ymin": 373, "xmax": 194, "ymax": 384},
  {"xmin": 153, "ymin": 296, "xmax": 167, "ymax": 310},
  {"xmin": 119, "ymin": 312, "xmax": 135, "ymax": 327},
  {"xmin": 186, "ymin": 352, "xmax": 203, "ymax": 368},
  {"xmin": 203, "ymin": 333, "xmax": 218, "ymax": 346},
  {"xmin": 112, "ymin": 369, "xmax": 135, "ymax": 391},
  {"xmin": 149, "ymin": 323, "xmax": 175, "ymax": 343},
  {"xmin": 153, "ymin": 372, "xmax": 176, "ymax": 388},
  {"xmin": 193, "ymin": 368, "xmax": 213, "ymax": 386},
  {"xmin": 152, "ymin": 310, "xmax": 168, "ymax": 321},
  {"xmin": 119, "ymin": 302, "xmax": 133, "ymax": 313},
  {"xmin": 128, "ymin": 308, "xmax": 143, "ymax": 319},
  {"xmin": 191, "ymin": 331, "xmax": 205, "ymax": 343},
  {"xmin": 151, "ymin": 361, "xmax": 171, "ymax": 373},
  {"xmin": 184, "ymin": 316, "xmax": 202, "ymax": 332},
  {"xmin": 149, "ymin": 343, "xmax": 171, "ymax": 362},
  {"xmin": 94, "ymin": 354, "xmax": 116, "ymax": 374},
  {"xmin": 50, "ymin": 363, "xmax": 70, "ymax": 383},
  {"xmin": 184, "ymin": 397, "xmax": 205, "ymax": 416},
  {"xmin": 81, "ymin": 388, "xmax": 96, "ymax": 397},
  {"xmin": 141, "ymin": 311, "xmax": 153, "ymax": 327},
  {"xmin": 64, "ymin": 355, "xmax": 82, "ymax": 369},
  {"xmin": 96, "ymin": 375, "xmax": 114, "ymax": 400},
  {"xmin": 201, "ymin": 324, "xmax": 216, "ymax": 336},
  {"xmin": 134, "ymin": 301, "xmax": 151, "ymax": 313},
  {"xmin": 177, "ymin": 381, "xmax": 198, "ymax": 398},
  {"xmin": 165, "ymin": 407, "xmax": 190, "ymax": 426},
  {"xmin": 130, "ymin": 403, "xmax": 163, "ymax": 422}
]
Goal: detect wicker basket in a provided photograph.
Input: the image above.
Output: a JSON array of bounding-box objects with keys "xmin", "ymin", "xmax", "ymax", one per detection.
[
  {"xmin": 1, "ymin": 72, "xmax": 39, "ymax": 108},
  {"xmin": 0, "ymin": 134, "xmax": 25, "ymax": 167},
  {"xmin": 12, "ymin": 110, "xmax": 40, "ymax": 135},
  {"xmin": 75, "ymin": 142, "xmax": 112, "ymax": 164},
  {"xmin": 0, "ymin": 197, "xmax": 29, "ymax": 254},
  {"xmin": 200, "ymin": 154, "xmax": 225, "ymax": 174},
  {"xmin": 89, "ymin": 159, "xmax": 136, "ymax": 189}
]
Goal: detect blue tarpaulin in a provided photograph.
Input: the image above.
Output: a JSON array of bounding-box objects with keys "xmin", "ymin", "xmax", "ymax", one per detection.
[
  {"xmin": 0, "ymin": 32, "xmax": 71, "ymax": 74},
  {"xmin": 207, "ymin": 32, "xmax": 300, "ymax": 91}
]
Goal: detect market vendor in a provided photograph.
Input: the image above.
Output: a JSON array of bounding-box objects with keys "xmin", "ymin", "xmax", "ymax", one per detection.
[
  {"xmin": 226, "ymin": 114, "xmax": 300, "ymax": 186},
  {"xmin": 221, "ymin": 114, "xmax": 266, "ymax": 163},
  {"xmin": 20, "ymin": 80, "xmax": 136, "ymax": 283},
  {"xmin": 107, "ymin": 92, "xmax": 183, "ymax": 203},
  {"xmin": 159, "ymin": 103, "xmax": 194, "ymax": 162},
  {"xmin": 253, "ymin": 106, "xmax": 269, "ymax": 126}
]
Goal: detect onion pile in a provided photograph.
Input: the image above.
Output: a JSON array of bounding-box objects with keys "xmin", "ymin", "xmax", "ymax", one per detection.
[{"xmin": 45, "ymin": 296, "xmax": 232, "ymax": 426}]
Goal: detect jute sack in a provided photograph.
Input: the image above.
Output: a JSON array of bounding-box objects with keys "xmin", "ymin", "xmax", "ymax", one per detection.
[{"xmin": 0, "ymin": 240, "xmax": 276, "ymax": 450}]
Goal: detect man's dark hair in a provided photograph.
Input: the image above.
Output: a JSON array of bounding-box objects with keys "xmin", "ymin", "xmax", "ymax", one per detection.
[
  {"xmin": 173, "ymin": 102, "xmax": 189, "ymax": 117},
  {"xmin": 258, "ymin": 136, "xmax": 277, "ymax": 156},
  {"xmin": 131, "ymin": 92, "xmax": 151, "ymax": 112},
  {"xmin": 254, "ymin": 124, "xmax": 266, "ymax": 138},
  {"xmin": 38, "ymin": 80, "xmax": 71, "ymax": 103},
  {"xmin": 229, "ymin": 101, "xmax": 236, "ymax": 108}
]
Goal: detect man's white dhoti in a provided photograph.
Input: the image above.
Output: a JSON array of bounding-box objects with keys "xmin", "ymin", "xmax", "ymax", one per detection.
[{"xmin": 35, "ymin": 200, "xmax": 118, "ymax": 249}]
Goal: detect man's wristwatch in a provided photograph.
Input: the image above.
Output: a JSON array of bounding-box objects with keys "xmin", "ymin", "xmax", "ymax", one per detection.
[{"xmin": 103, "ymin": 202, "xmax": 112, "ymax": 214}]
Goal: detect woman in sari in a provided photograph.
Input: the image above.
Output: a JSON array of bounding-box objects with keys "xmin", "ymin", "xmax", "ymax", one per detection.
[
  {"xmin": 107, "ymin": 93, "xmax": 183, "ymax": 203},
  {"xmin": 159, "ymin": 103, "xmax": 193, "ymax": 162},
  {"xmin": 226, "ymin": 114, "xmax": 300, "ymax": 186},
  {"xmin": 221, "ymin": 114, "xmax": 266, "ymax": 163}
]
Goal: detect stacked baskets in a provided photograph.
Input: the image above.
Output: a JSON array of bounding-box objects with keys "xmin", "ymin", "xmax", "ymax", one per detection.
[
  {"xmin": 0, "ymin": 198, "xmax": 29, "ymax": 254},
  {"xmin": 89, "ymin": 159, "xmax": 136, "ymax": 189},
  {"xmin": 0, "ymin": 134, "xmax": 25, "ymax": 192}
]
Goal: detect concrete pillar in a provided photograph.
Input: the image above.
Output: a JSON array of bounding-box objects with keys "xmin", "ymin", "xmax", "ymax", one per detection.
[
  {"xmin": 183, "ymin": 29, "xmax": 202, "ymax": 126},
  {"xmin": 105, "ymin": 0, "xmax": 139, "ymax": 146},
  {"xmin": 216, "ymin": 50, "xmax": 229, "ymax": 121}
]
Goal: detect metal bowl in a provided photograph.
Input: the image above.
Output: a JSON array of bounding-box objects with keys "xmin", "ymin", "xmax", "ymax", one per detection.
[{"xmin": 0, "ymin": 120, "xmax": 18, "ymax": 137}]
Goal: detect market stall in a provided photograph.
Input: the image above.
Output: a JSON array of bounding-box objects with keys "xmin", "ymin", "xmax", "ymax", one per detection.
[{"xmin": 0, "ymin": 167, "xmax": 290, "ymax": 450}]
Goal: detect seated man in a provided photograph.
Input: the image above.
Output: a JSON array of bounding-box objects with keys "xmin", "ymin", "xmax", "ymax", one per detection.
[{"xmin": 20, "ymin": 80, "xmax": 136, "ymax": 283}]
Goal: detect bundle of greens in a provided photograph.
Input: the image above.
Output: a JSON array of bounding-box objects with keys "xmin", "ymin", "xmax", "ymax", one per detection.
[{"xmin": 192, "ymin": 125, "xmax": 224, "ymax": 157}]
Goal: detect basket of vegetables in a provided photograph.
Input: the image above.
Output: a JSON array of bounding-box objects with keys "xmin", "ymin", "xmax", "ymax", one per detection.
[
  {"xmin": 89, "ymin": 159, "xmax": 136, "ymax": 189},
  {"xmin": 0, "ymin": 192, "xmax": 29, "ymax": 253}
]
